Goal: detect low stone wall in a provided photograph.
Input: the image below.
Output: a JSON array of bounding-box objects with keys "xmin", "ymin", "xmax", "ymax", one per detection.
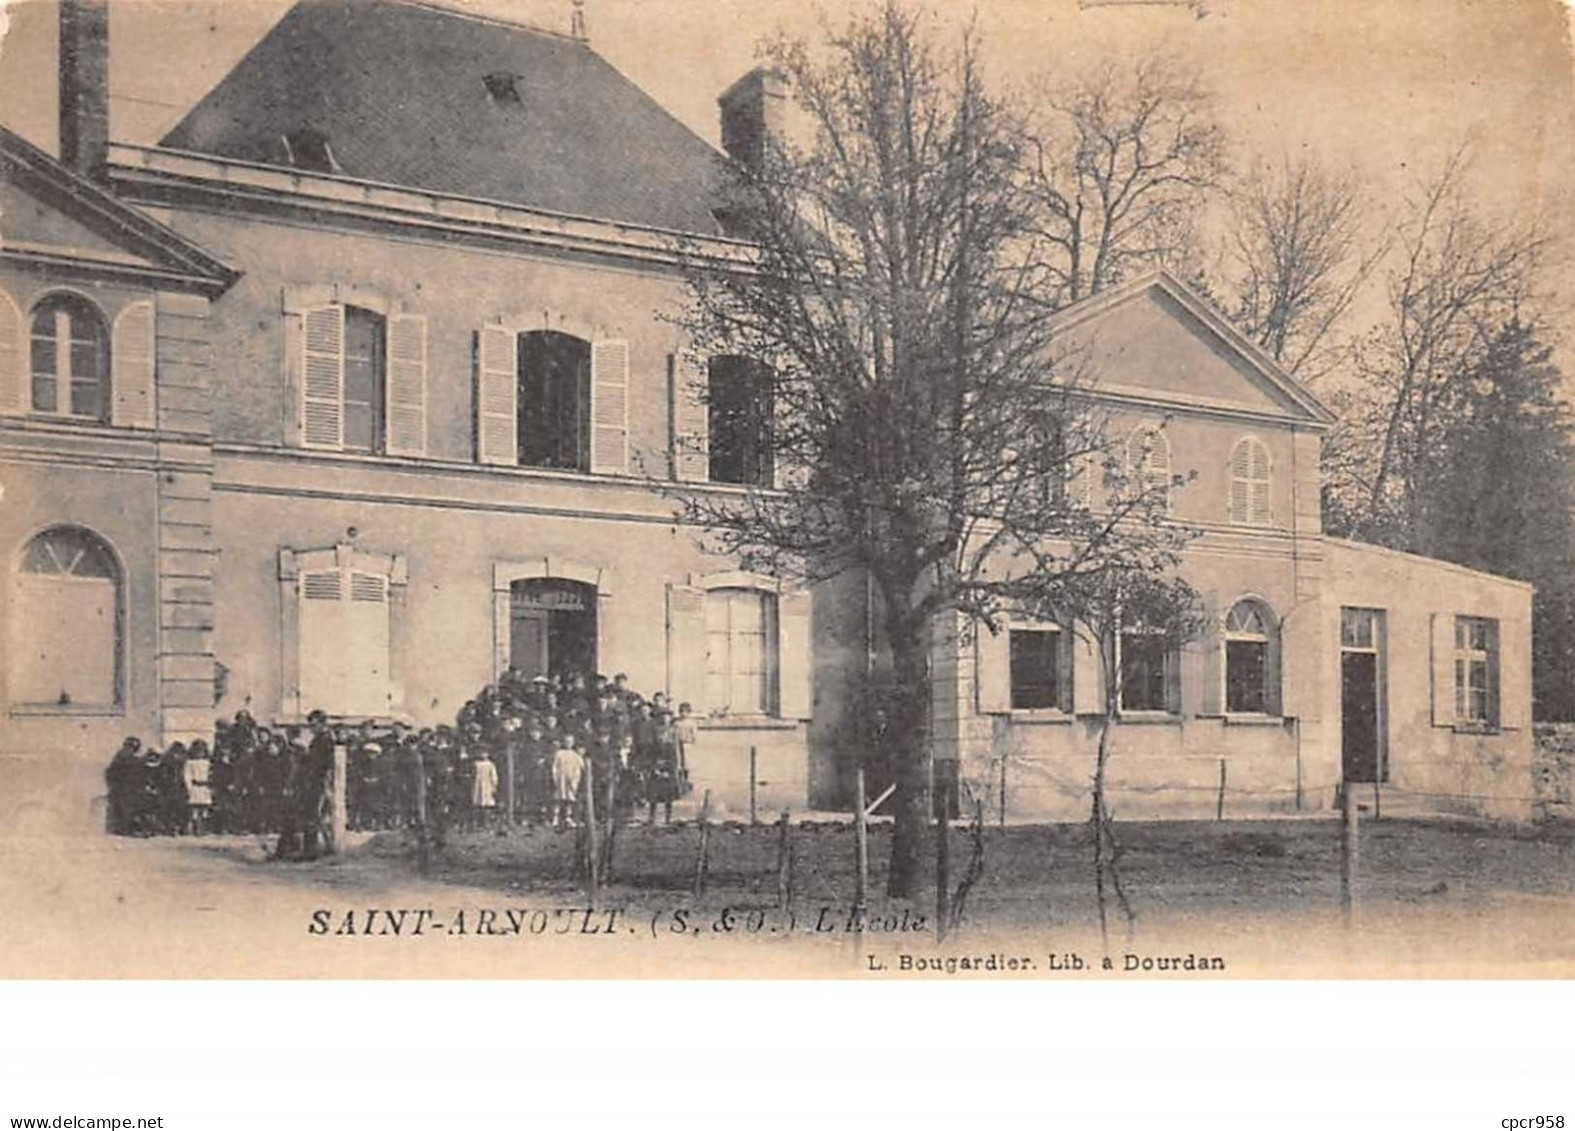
[{"xmin": 1534, "ymin": 723, "xmax": 1575, "ymax": 821}]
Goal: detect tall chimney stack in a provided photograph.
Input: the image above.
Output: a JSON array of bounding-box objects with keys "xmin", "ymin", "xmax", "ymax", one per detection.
[
  {"xmin": 59, "ymin": 0, "xmax": 110, "ymax": 177},
  {"xmin": 718, "ymin": 68, "xmax": 787, "ymax": 171}
]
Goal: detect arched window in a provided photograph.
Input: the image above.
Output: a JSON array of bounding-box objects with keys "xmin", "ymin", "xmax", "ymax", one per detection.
[
  {"xmin": 12, "ymin": 526, "xmax": 122, "ymax": 709},
  {"xmin": 519, "ymin": 330, "xmax": 591, "ymax": 470},
  {"xmin": 30, "ymin": 293, "xmax": 108, "ymax": 422},
  {"xmin": 1224, "ymin": 598, "xmax": 1277, "ymax": 715},
  {"xmin": 1229, "ymin": 436, "xmax": 1272, "ymax": 526},
  {"xmin": 1126, "ymin": 425, "xmax": 1172, "ymax": 510}
]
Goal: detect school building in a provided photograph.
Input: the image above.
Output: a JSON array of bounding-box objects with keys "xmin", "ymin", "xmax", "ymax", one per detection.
[{"xmin": 0, "ymin": 0, "xmax": 1536, "ymax": 832}]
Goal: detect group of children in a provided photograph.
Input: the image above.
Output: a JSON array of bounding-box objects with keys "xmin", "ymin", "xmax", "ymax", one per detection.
[{"xmin": 103, "ymin": 669, "xmax": 699, "ymax": 844}]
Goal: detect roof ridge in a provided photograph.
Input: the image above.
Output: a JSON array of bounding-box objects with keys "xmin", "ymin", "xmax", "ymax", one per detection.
[{"xmin": 384, "ymin": 0, "xmax": 584, "ymax": 44}]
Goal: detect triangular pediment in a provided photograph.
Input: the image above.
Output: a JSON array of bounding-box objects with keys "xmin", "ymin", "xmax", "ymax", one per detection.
[
  {"xmin": 1050, "ymin": 272, "xmax": 1333, "ymax": 425},
  {"xmin": 0, "ymin": 126, "xmax": 235, "ymax": 292}
]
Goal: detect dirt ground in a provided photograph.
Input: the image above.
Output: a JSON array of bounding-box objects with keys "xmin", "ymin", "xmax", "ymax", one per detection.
[{"xmin": 3, "ymin": 815, "xmax": 1573, "ymax": 978}]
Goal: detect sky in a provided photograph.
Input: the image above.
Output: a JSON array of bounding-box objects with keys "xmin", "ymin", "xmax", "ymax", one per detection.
[{"xmin": 0, "ymin": 0, "xmax": 1572, "ymax": 321}]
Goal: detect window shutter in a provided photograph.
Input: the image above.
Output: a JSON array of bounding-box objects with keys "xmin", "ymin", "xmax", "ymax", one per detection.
[
  {"xmin": 1072, "ymin": 626, "xmax": 1103, "ymax": 715},
  {"xmin": 1500, "ymin": 613, "xmax": 1526, "ymax": 730},
  {"xmin": 590, "ymin": 339, "xmax": 630, "ymax": 475},
  {"xmin": 110, "ymin": 301, "xmax": 156, "ymax": 429},
  {"xmin": 1430, "ymin": 613, "xmax": 1455, "ymax": 727},
  {"xmin": 1228, "ymin": 439, "xmax": 1251, "ymax": 524},
  {"xmin": 474, "ymin": 325, "xmax": 517, "ymax": 465},
  {"xmin": 1196, "ymin": 590, "xmax": 1223, "ymax": 715},
  {"xmin": 975, "ymin": 624, "xmax": 1011, "ymax": 714},
  {"xmin": 1249, "ymin": 439, "xmax": 1271, "ymax": 525},
  {"xmin": 666, "ymin": 583, "xmax": 706, "ymax": 711},
  {"xmin": 0, "ymin": 288, "xmax": 24, "ymax": 415},
  {"xmin": 670, "ymin": 353, "xmax": 710, "ymax": 481},
  {"xmin": 301, "ymin": 304, "xmax": 345, "ymax": 449},
  {"xmin": 385, "ymin": 314, "xmax": 427, "ymax": 457},
  {"xmin": 299, "ymin": 569, "xmax": 346, "ymax": 715},
  {"xmin": 344, "ymin": 571, "xmax": 391, "ymax": 717},
  {"xmin": 777, "ymin": 588, "xmax": 813, "ymax": 719}
]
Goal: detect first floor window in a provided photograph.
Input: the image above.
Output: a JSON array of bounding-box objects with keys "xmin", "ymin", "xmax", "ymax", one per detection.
[
  {"xmin": 11, "ymin": 526, "xmax": 121, "ymax": 708},
  {"xmin": 1454, "ymin": 616, "xmax": 1499, "ymax": 727},
  {"xmin": 30, "ymin": 292, "xmax": 108, "ymax": 422},
  {"xmin": 1009, "ymin": 627, "xmax": 1063, "ymax": 710},
  {"xmin": 1225, "ymin": 599, "xmax": 1275, "ymax": 714},
  {"xmin": 704, "ymin": 587, "xmax": 777, "ymax": 715},
  {"xmin": 708, "ymin": 355, "xmax": 774, "ymax": 487},
  {"xmin": 519, "ymin": 330, "xmax": 591, "ymax": 471},
  {"xmin": 341, "ymin": 305, "xmax": 386, "ymax": 453},
  {"xmin": 1119, "ymin": 629, "xmax": 1172, "ymax": 713}
]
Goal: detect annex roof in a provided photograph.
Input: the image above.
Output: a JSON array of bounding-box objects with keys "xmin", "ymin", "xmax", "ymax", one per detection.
[{"xmin": 158, "ymin": 0, "xmax": 727, "ymax": 236}]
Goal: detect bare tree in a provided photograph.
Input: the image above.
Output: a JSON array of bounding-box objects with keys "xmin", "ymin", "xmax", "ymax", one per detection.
[
  {"xmin": 1225, "ymin": 155, "xmax": 1384, "ymax": 381},
  {"xmin": 1024, "ymin": 55, "xmax": 1226, "ymax": 307},
  {"xmin": 1336, "ymin": 153, "xmax": 1554, "ymax": 551},
  {"xmin": 675, "ymin": 4, "xmax": 1183, "ymax": 899}
]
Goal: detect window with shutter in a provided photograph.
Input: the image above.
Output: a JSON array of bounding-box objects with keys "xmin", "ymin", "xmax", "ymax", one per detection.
[
  {"xmin": 1224, "ymin": 599, "xmax": 1277, "ymax": 714},
  {"xmin": 341, "ymin": 306, "xmax": 384, "ymax": 453},
  {"xmin": 1229, "ymin": 436, "xmax": 1272, "ymax": 526},
  {"xmin": 385, "ymin": 314, "xmax": 427, "ymax": 456},
  {"xmin": 0, "ymin": 287, "xmax": 23, "ymax": 415},
  {"xmin": 704, "ymin": 587, "xmax": 778, "ymax": 716},
  {"xmin": 670, "ymin": 353, "xmax": 710, "ymax": 481},
  {"xmin": 708, "ymin": 355, "xmax": 774, "ymax": 486},
  {"xmin": 517, "ymin": 330, "xmax": 589, "ymax": 470},
  {"xmin": 475, "ymin": 325, "xmax": 518, "ymax": 465},
  {"xmin": 111, "ymin": 301, "xmax": 156, "ymax": 429},
  {"xmin": 1126, "ymin": 425, "xmax": 1171, "ymax": 511},
  {"xmin": 298, "ymin": 566, "xmax": 393, "ymax": 718},
  {"xmin": 301, "ymin": 304, "xmax": 345, "ymax": 449}
]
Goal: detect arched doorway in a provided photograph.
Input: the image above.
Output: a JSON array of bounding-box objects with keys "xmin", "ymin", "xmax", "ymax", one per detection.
[{"xmin": 509, "ymin": 578, "xmax": 597, "ymax": 681}]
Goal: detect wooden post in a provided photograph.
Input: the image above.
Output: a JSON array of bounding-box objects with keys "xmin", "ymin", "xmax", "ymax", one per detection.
[
  {"xmin": 584, "ymin": 758, "xmax": 599, "ymax": 904},
  {"xmin": 1216, "ymin": 758, "xmax": 1227, "ymax": 822},
  {"xmin": 775, "ymin": 810, "xmax": 792, "ymax": 909},
  {"xmin": 1373, "ymin": 781, "xmax": 1382, "ymax": 821},
  {"xmin": 1340, "ymin": 784, "xmax": 1359, "ymax": 921},
  {"xmin": 936, "ymin": 805, "xmax": 951, "ymax": 942},
  {"xmin": 328, "ymin": 743, "xmax": 348, "ymax": 855},
  {"xmin": 504, "ymin": 743, "xmax": 517, "ymax": 826},
  {"xmin": 854, "ymin": 767, "xmax": 869, "ymax": 917},
  {"xmin": 749, "ymin": 746, "xmax": 758, "ymax": 826},
  {"xmin": 998, "ymin": 755, "xmax": 1007, "ymax": 832},
  {"xmin": 693, "ymin": 789, "xmax": 712, "ymax": 897},
  {"xmin": 602, "ymin": 754, "xmax": 618, "ymax": 883},
  {"xmin": 413, "ymin": 745, "xmax": 429, "ymax": 875}
]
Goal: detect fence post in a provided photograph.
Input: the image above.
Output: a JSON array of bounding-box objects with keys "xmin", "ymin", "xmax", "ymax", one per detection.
[
  {"xmin": 1216, "ymin": 758, "xmax": 1227, "ymax": 822},
  {"xmin": 1340, "ymin": 784, "xmax": 1358, "ymax": 922},
  {"xmin": 602, "ymin": 755, "xmax": 618, "ymax": 883},
  {"xmin": 584, "ymin": 758, "xmax": 599, "ymax": 905},
  {"xmin": 935, "ymin": 802, "xmax": 951, "ymax": 944},
  {"xmin": 749, "ymin": 746, "xmax": 758, "ymax": 826},
  {"xmin": 505, "ymin": 743, "xmax": 517, "ymax": 826},
  {"xmin": 775, "ymin": 810, "xmax": 793, "ymax": 909},
  {"xmin": 693, "ymin": 789, "xmax": 712, "ymax": 897},
  {"xmin": 854, "ymin": 767, "xmax": 869, "ymax": 917},
  {"xmin": 328, "ymin": 743, "xmax": 348, "ymax": 855},
  {"xmin": 413, "ymin": 746, "xmax": 429, "ymax": 875},
  {"xmin": 999, "ymin": 755, "xmax": 1007, "ymax": 832}
]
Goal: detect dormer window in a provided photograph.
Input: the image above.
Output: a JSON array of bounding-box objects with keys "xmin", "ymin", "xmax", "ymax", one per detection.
[
  {"xmin": 483, "ymin": 71, "xmax": 523, "ymax": 104},
  {"xmin": 281, "ymin": 128, "xmax": 342, "ymax": 174}
]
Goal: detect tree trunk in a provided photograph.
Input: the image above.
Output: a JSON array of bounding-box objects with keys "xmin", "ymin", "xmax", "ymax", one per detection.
[{"xmin": 886, "ymin": 618, "xmax": 933, "ymax": 900}]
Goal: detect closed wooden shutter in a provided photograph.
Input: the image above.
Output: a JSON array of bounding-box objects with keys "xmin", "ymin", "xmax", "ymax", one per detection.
[
  {"xmin": 670, "ymin": 353, "xmax": 710, "ymax": 481},
  {"xmin": 299, "ymin": 569, "xmax": 346, "ymax": 714},
  {"xmin": 777, "ymin": 587, "xmax": 813, "ymax": 719},
  {"xmin": 385, "ymin": 314, "xmax": 427, "ymax": 456},
  {"xmin": 975, "ymin": 623, "xmax": 1011, "ymax": 714},
  {"xmin": 475, "ymin": 325, "xmax": 517, "ymax": 465},
  {"xmin": 1248, "ymin": 439, "xmax": 1271, "ymax": 524},
  {"xmin": 1228, "ymin": 439, "xmax": 1251, "ymax": 524},
  {"xmin": 1430, "ymin": 613, "xmax": 1455, "ymax": 727},
  {"xmin": 1499, "ymin": 611, "xmax": 1527, "ymax": 730},
  {"xmin": 301, "ymin": 304, "xmax": 345, "ymax": 449},
  {"xmin": 666, "ymin": 584, "xmax": 706, "ymax": 711},
  {"xmin": 344, "ymin": 571, "xmax": 391, "ymax": 717},
  {"xmin": 590, "ymin": 339, "xmax": 630, "ymax": 474},
  {"xmin": 0, "ymin": 288, "xmax": 24, "ymax": 415},
  {"xmin": 111, "ymin": 301, "xmax": 156, "ymax": 429}
]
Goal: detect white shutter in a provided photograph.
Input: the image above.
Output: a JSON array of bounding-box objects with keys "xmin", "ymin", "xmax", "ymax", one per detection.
[
  {"xmin": 385, "ymin": 314, "xmax": 427, "ymax": 457},
  {"xmin": 0, "ymin": 288, "xmax": 27, "ymax": 415},
  {"xmin": 475, "ymin": 325, "xmax": 517, "ymax": 466},
  {"xmin": 344, "ymin": 571, "xmax": 391, "ymax": 717},
  {"xmin": 1228, "ymin": 438, "xmax": 1251, "ymax": 525},
  {"xmin": 975, "ymin": 624, "xmax": 1011, "ymax": 714},
  {"xmin": 300, "ymin": 304, "xmax": 345, "ymax": 449},
  {"xmin": 776, "ymin": 587, "xmax": 813, "ymax": 719},
  {"xmin": 671, "ymin": 353, "xmax": 710, "ymax": 481},
  {"xmin": 111, "ymin": 301, "xmax": 156, "ymax": 429},
  {"xmin": 1249, "ymin": 439, "xmax": 1272, "ymax": 525},
  {"xmin": 299, "ymin": 569, "xmax": 346, "ymax": 715},
  {"xmin": 590, "ymin": 338, "xmax": 630, "ymax": 475},
  {"xmin": 1430, "ymin": 613, "xmax": 1455, "ymax": 728},
  {"xmin": 666, "ymin": 584, "xmax": 706, "ymax": 711},
  {"xmin": 1072, "ymin": 627, "xmax": 1103, "ymax": 715},
  {"xmin": 1499, "ymin": 612, "xmax": 1527, "ymax": 730}
]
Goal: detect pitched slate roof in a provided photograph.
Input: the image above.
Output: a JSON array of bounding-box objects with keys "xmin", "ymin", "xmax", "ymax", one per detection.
[
  {"xmin": 0, "ymin": 125, "xmax": 238, "ymax": 294},
  {"xmin": 159, "ymin": 0, "xmax": 726, "ymax": 235}
]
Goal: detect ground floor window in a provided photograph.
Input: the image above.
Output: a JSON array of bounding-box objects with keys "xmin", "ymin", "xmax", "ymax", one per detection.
[
  {"xmin": 1454, "ymin": 616, "xmax": 1499, "ymax": 727},
  {"xmin": 1009, "ymin": 627, "xmax": 1063, "ymax": 710},
  {"xmin": 1119, "ymin": 629, "xmax": 1173, "ymax": 713},
  {"xmin": 11, "ymin": 526, "xmax": 121, "ymax": 709},
  {"xmin": 705, "ymin": 587, "xmax": 777, "ymax": 716},
  {"xmin": 1224, "ymin": 599, "xmax": 1276, "ymax": 714}
]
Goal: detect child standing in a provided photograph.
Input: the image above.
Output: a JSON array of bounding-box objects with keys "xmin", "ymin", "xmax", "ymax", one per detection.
[
  {"xmin": 471, "ymin": 748, "xmax": 499, "ymax": 832},
  {"xmin": 550, "ymin": 734, "xmax": 585, "ymax": 830}
]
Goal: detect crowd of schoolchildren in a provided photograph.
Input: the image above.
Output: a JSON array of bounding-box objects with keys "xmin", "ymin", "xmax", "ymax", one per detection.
[{"xmin": 103, "ymin": 669, "xmax": 698, "ymax": 857}]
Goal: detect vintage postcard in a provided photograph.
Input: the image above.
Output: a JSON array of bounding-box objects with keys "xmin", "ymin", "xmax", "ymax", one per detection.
[{"xmin": 1, "ymin": 0, "xmax": 1572, "ymax": 981}]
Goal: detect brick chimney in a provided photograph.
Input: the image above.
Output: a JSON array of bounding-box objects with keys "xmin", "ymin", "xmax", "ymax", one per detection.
[
  {"xmin": 718, "ymin": 67, "xmax": 787, "ymax": 171},
  {"xmin": 59, "ymin": 0, "xmax": 110, "ymax": 177}
]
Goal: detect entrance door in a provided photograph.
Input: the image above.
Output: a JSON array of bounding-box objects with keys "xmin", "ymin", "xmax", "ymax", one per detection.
[
  {"xmin": 1340, "ymin": 608, "xmax": 1385, "ymax": 783},
  {"xmin": 510, "ymin": 609, "xmax": 550, "ymax": 681},
  {"xmin": 509, "ymin": 579, "xmax": 597, "ymax": 681}
]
